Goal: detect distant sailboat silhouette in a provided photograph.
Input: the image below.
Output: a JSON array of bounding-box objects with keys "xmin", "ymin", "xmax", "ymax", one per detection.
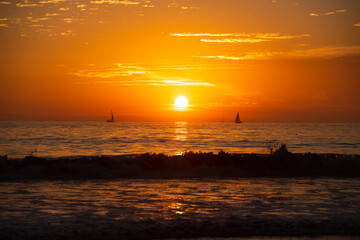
[
  {"xmin": 107, "ymin": 110, "xmax": 114, "ymax": 122},
  {"xmin": 235, "ymin": 112, "xmax": 242, "ymax": 123}
]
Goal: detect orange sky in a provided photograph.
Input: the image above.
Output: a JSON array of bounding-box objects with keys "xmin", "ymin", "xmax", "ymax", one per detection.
[{"xmin": 0, "ymin": 0, "xmax": 360, "ymax": 122}]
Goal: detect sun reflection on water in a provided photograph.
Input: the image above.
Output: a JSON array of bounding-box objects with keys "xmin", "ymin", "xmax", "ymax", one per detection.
[
  {"xmin": 169, "ymin": 202, "xmax": 184, "ymax": 215},
  {"xmin": 174, "ymin": 121, "xmax": 188, "ymax": 142}
]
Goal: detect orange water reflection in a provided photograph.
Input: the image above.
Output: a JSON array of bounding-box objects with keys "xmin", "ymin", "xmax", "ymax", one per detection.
[
  {"xmin": 1, "ymin": 179, "xmax": 359, "ymax": 226},
  {"xmin": 174, "ymin": 122, "xmax": 188, "ymax": 142}
]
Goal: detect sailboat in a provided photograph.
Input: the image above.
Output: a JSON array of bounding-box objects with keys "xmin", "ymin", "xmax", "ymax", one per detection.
[
  {"xmin": 235, "ymin": 112, "xmax": 242, "ymax": 123},
  {"xmin": 107, "ymin": 110, "xmax": 114, "ymax": 122}
]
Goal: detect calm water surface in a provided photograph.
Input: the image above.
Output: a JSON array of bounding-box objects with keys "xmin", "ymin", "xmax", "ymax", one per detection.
[{"xmin": 1, "ymin": 121, "xmax": 359, "ymax": 158}]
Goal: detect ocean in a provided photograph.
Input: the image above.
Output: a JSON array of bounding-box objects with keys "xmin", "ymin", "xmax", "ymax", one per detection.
[
  {"xmin": 1, "ymin": 121, "xmax": 360, "ymax": 239},
  {"xmin": 1, "ymin": 121, "xmax": 360, "ymax": 158}
]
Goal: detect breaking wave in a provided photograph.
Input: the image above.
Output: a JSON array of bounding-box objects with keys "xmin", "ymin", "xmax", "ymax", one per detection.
[{"xmin": 1, "ymin": 148, "xmax": 360, "ymax": 180}]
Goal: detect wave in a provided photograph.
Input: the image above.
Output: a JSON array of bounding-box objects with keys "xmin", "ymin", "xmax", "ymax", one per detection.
[{"xmin": 1, "ymin": 146, "xmax": 360, "ymax": 181}]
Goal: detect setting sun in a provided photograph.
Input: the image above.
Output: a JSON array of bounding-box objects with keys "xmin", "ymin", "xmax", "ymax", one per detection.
[{"xmin": 175, "ymin": 96, "xmax": 189, "ymax": 108}]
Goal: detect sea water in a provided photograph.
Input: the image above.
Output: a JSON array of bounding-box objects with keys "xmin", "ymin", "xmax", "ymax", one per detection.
[
  {"xmin": 1, "ymin": 122, "xmax": 360, "ymax": 239},
  {"xmin": 0, "ymin": 121, "xmax": 359, "ymax": 158},
  {"xmin": 0, "ymin": 178, "xmax": 359, "ymax": 239}
]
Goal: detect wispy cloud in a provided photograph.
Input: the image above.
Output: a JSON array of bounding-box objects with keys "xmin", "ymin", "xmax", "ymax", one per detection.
[
  {"xmin": 0, "ymin": 18, "xmax": 8, "ymax": 27},
  {"xmin": 90, "ymin": 0, "xmax": 140, "ymax": 5},
  {"xmin": 146, "ymin": 63, "xmax": 243, "ymax": 71},
  {"xmin": 195, "ymin": 56, "xmax": 243, "ymax": 61},
  {"xmin": 0, "ymin": 0, "xmax": 163, "ymax": 37},
  {"xmin": 16, "ymin": 3, "xmax": 39, "ymax": 7},
  {"xmin": 72, "ymin": 64, "xmax": 147, "ymax": 78},
  {"xmin": 195, "ymin": 46, "xmax": 360, "ymax": 61},
  {"xmin": 200, "ymin": 38, "xmax": 269, "ymax": 43},
  {"xmin": 288, "ymin": 45, "xmax": 360, "ymax": 58},
  {"xmin": 72, "ymin": 63, "xmax": 245, "ymax": 77},
  {"xmin": 76, "ymin": 78, "xmax": 213, "ymax": 86},
  {"xmin": 39, "ymin": 0, "xmax": 67, "ymax": 3},
  {"xmin": 167, "ymin": 2, "xmax": 198, "ymax": 10},
  {"xmin": 171, "ymin": 32, "xmax": 310, "ymax": 43},
  {"xmin": 195, "ymin": 52, "xmax": 280, "ymax": 61},
  {"xmin": 309, "ymin": 9, "xmax": 347, "ymax": 17},
  {"xmin": 171, "ymin": 33, "xmax": 309, "ymax": 39},
  {"xmin": 45, "ymin": 13, "xmax": 58, "ymax": 17},
  {"xmin": 71, "ymin": 63, "xmax": 214, "ymax": 86}
]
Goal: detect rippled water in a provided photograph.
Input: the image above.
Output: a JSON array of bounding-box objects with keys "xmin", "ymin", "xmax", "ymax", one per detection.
[
  {"xmin": 0, "ymin": 122, "xmax": 360, "ymax": 157},
  {"xmin": 1, "ymin": 121, "xmax": 359, "ymax": 158},
  {"xmin": 0, "ymin": 178, "xmax": 359, "ymax": 239}
]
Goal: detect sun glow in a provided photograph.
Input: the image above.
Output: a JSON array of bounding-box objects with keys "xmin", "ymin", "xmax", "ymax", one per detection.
[{"xmin": 175, "ymin": 96, "xmax": 188, "ymax": 108}]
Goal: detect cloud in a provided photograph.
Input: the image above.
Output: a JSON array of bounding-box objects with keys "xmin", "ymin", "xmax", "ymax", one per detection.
[
  {"xmin": 195, "ymin": 46, "xmax": 360, "ymax": 61},
  {"xmin": 27, "ymin": 17, "xmax": 49, "ymax": 23},
  {"xmin": 309, "ymin": 9, "xmax": 347, "ymax": 17},
  {"xmin": 14, "ymin": 0, "xmax": 66, "ymax": 7},
  {"xmin": 16, "ymin": 3, "xmax": 39, "ymax": 7},
  {"xmin": 76, "ymin": 78, "xmax": 213, "ymax": 86},
  {"xmin": 148, "ymin": 63, "xmax": 243, "ymax": 71},
  {"xmin": 288, "ymin": 45, "xmax": 360, "ymax": 58},
  {"xmin": 39, "ymin": 0, "xmax": 67, "ymax": 3},
  {"xmin": 71, "ymin": 63, "xmax": 214, "ymax": 86},
  {"xmin": 90, "ymin": 0, "xmax": 140, "ymax": 5},
  {"xmin": 202, "ymin": 56, "xmax": 242, "ymax": 60},
  {"xmin": 45, "ymin": 13, "xmax": 58, "ymax": 17},
  {"xmin": 195, "ymin": 52, "xmax": 280, "ymax": 61},
  {"xmin": 72, "ymin": 64, "xmax": 147, "ymax": 78},
  {"xmin": 171, "ymin": 33, "xmax": 308, "ymax": 39},
  {"xmin": 142, "ymin": 4, "xmax": 154, "ymax": 8},
  {"xmin": 195, "ymin": 55, "xmax": 245, "ymax": 60},
  {"xmin": 1, "ymin": 0, "xmax": 160, "ymax": 37},
  {"xmin": 71, "ymin": 63, "xmax": 243, "ymax": 78},
  {"xmin": 1, "ymin": 0, "xmax": 200, "ymax": 38},
  {"xmin": 200, "ymin": 38, "xmax": 269, "ymax": 43},
  {"xmin": 171, "ymin": 32, "xmax": 310, "ymax": 43},
  {"xmin": 166, "ymin": 2, "xmax": 198, "ymax": 10},
  {"xmin": 0, "ymin": 18, "xmax": 8, "ymax": 27}
]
